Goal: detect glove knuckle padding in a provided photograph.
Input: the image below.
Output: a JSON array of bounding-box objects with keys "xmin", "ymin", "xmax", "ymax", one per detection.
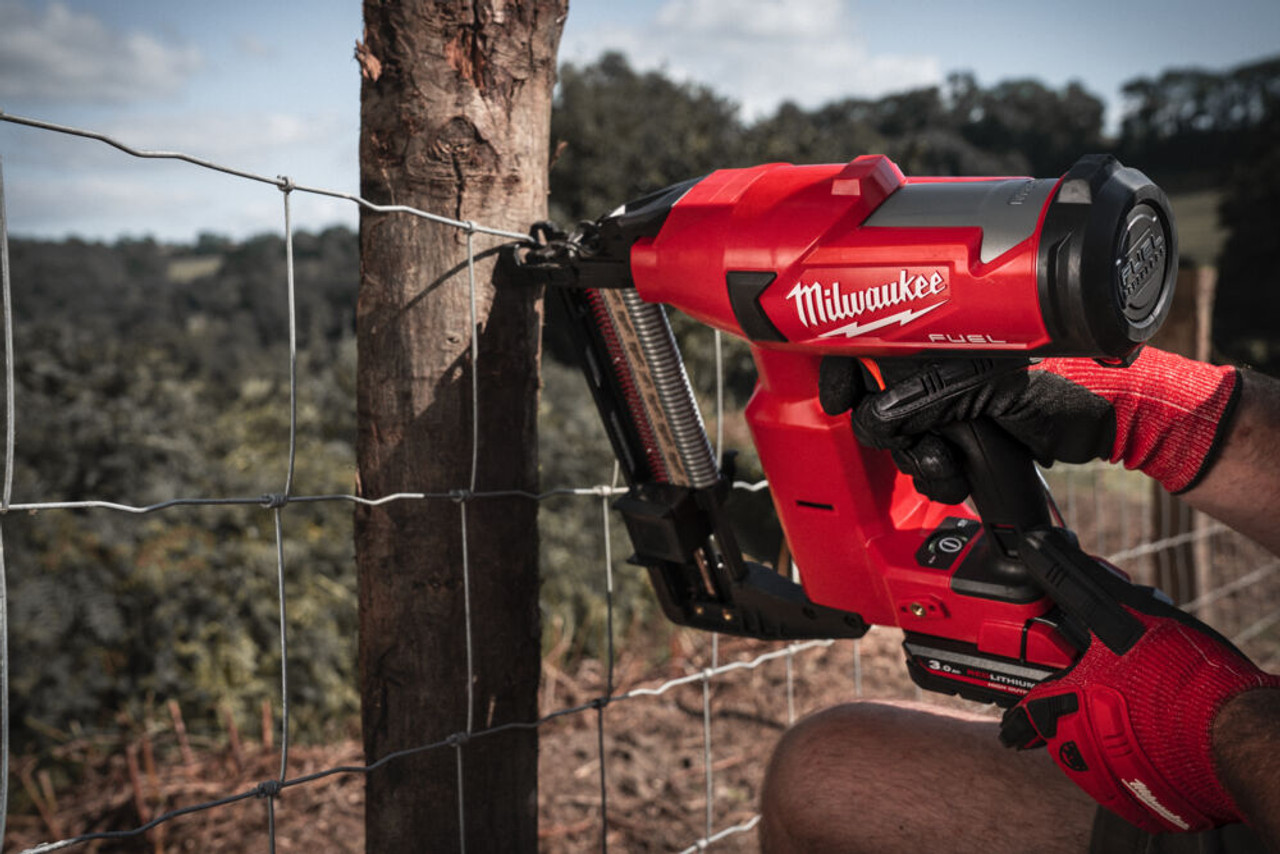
[
  {"xmin": 1003, "ymin": 596, "xmax": 1280, "ymax": 833},
  {"xmin": 851, "ymin": 403, "xmax": 902, "ymax": 449},
  {"xmin": 894, "ymin": 435, "xmax": 954, "ymax": 480},
  {"xmin": 890, "ymin": 437, "xmax": 970, "ymax": 505},
  {"xmin": 851, "ymin": 360, "xmax": 1112, "ymax": 467}
]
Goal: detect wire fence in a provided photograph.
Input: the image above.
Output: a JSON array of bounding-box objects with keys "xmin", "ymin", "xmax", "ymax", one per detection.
[{"xmin": 0, "ymin": 112, "xmax": 1276, "ymax": 854}]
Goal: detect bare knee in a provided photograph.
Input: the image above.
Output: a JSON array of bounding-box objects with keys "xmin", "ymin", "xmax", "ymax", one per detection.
[
  {"xmin": 759, "ymin": 700, "xmax": 1095, "ymax": 854},
  {"xmin": 761, "ymin": 702, "xmax": 928, "ymax": 853}
]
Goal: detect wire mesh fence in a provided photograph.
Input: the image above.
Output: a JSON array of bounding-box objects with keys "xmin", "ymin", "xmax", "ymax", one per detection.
[{"xmin": 0, "ymin": 112, "xmax": 1275, "ymax": 854}]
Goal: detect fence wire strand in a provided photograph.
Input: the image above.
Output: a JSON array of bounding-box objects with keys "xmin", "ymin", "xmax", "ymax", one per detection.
[
  {"xmin": 0, "ymin": 526, "xmax": 7, "ymax": 853},
  {"xmin": 0, "ymin": 156, "xmax": 11, "ymax": 511},
  {"xmin": 598, "ymin": 490, "xmax": 614, "ymax": 853},
  {"xmin": 0, "ymin": 112, "xmax": 530, "ymax": 243},
  {"xmin": 0, "ymin": 155, "xmax": 10, "ymax": 852},
  {"xmin": 1, "ymin": 111, "xmax": 1276, "ymax": 854}
]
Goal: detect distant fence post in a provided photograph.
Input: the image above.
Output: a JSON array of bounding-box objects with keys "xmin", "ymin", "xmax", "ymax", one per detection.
[
  {"xmin": 1149, "ymin": 264, "xmax": 1218, "ymax": 605},
  {"xmin": 355, "ymin": 2, "xmax": 565, "ymax": 850}
]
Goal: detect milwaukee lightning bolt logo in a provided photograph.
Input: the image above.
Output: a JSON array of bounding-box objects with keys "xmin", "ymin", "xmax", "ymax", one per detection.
[{"xmin": 785, "ymin": 270, "xmax": 949, "ymax": 339}]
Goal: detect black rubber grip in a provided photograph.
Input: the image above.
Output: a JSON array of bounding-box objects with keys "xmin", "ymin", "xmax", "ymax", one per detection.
[
  {"xmin": 874, "ymin": 359, "xmax": 1048, "ymax": 581},
  {"xmin": 939, "ymin": 419, "xmax": 1053, "ymax": 539},
  {"xmin": 1021, "ymin": 527, "xmax": 1144, "ymax": 655}
]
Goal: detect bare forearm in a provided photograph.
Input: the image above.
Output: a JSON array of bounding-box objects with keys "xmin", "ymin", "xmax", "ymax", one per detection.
[
  {"xmin": 1213, "ymin": 688, "xmax": 1280, "ymax": 850},
  {"xmin": 1165, "ymin": 368, "xmax": 1280, "ymax": 845},
  {"xmin": 1182, "ymin": 369, "xmax": 1280, "ymax": 557}
]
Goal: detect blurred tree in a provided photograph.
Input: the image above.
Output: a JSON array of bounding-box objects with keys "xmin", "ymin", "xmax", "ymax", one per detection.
[
  {"xmin": 1118, "ymin": 55, "xmax": 1280, "ymax": 188},
  {"xmin": 1213, "ymin": 83, "xmax": 1280, "ymax": 373},
  {"xmin": 550, "ymin": 52, "xmax": 747, "ymax": 222},
  {"xmin": 743, "ymin": 99, "xmax": 889, "ymax": 165},
  {"xmin": 3, "ymin": 229, "xmax": 361, "ymax": 752},
  {"xmin": 957, "ymin": 76, "xmax": 1104, "ymax": 176}
]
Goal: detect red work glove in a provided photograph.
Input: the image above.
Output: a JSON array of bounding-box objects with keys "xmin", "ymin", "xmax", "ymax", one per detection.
[
  {"xmin": 819, "ymin": 347, "xmax": 1241, "ymax": 503},
  {"xmin": 1001, "ymin": 527, "xmax": 1280, "ymax": 833}
]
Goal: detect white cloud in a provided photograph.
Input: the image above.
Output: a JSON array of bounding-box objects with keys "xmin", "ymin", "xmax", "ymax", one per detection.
[
  {"xmin": 563, "ymin": 0, "xmax": 943, "ymax": 118},
  {"xmin": 236, "ymin": 33, "xmax": 274, "ymax": 59},
  {"xmin": 0, "ymin": 1, "xmax": 202, "ymax": 104},
  {"xmin": 655, "ymin": 0, "xmax": 845, "ymax": 41}
]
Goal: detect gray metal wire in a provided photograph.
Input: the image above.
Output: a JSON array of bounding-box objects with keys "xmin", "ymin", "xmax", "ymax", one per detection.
[
  {"xmin": 275, "ymin": 178, "xmax": 299, "ymax": 788},
  {"xmin": 454, "ymin": 227, "xmax": 484, "ymax": 854},
  {"xmin": 272, "ymin": 508, "xmax": 291, "ymax": 786},
  {"xmin": 0, "ymin": 155, "xmax": 10, "ymax": 852},
  {"xmin": 598, "ymin": 488, "xmax": 615, "ymax": 853},
  {"xmin": 0, "ymin": 527, "xmax": 7, "ymax": 852},
  {"xmin": 677, "ymin": 815, "xmax": 762, "ymax": 854},
  {"xmin": 11, "ymin": 636, "xmax": 834, "ymax": 854},
  {"xmin": 0, "ymin": 156, "xmax": 12, "ymax": 511},
  {"xmin": 702, "ymin": 673, "xmax": 714, "ymax": 840}
]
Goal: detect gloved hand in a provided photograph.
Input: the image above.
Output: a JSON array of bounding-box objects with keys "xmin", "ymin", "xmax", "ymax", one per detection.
[
  {"xmin": 818, "ymin": 347, "xmax": 1240, "ymax": 504},
  {"xmin": 1000, "ymin": 527, "xmax": 1280, "ymax": 833}
]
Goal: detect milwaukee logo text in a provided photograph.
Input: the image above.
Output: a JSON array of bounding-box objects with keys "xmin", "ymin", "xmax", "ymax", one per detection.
[{"xmin": 786, "ymin": 270, "xmax": 948, "ymax": 337}]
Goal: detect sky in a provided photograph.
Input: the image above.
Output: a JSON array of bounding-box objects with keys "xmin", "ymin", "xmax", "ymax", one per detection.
[{"xmin": 0, "ymin": 0, "xmax": 1276, "ymax": 243}]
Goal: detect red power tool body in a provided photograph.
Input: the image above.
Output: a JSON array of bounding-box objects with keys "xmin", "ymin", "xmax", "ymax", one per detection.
[{"xmin": 510, "ymin": 154, "xmax": 1177, "ymax": 706}]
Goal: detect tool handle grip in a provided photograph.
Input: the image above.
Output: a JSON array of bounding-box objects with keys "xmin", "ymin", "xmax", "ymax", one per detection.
[
  {"xmin": 939, "ymin": 419, "xmax": 1052, "ymax": 566},
  {"xmin": 872, "ymin": 358, "xmax": 1052, "ymax": 577}
]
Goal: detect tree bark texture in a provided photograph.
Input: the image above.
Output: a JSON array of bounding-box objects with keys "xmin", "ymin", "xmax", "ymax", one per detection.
[{"xmin": 355, "ymin": 2, "xmax": 564, "ymax": 850}]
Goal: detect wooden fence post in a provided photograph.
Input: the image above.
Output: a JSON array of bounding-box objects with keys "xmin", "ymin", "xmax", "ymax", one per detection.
[{"xmin": 355, "ymin": 3, "xmax": 566, "ymax": 850}]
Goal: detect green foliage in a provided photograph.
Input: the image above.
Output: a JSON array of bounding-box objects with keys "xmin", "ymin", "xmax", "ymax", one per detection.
[
  {"xmin": 1213, "ymin": 85, "xmax": 1280, "ymax": 373},
  {"xmin": 1117, "ymin": 55, "xmax": 1280, "ymax": 189},
  {"xmin": 549, "ymin": 55, "xmax": 1110, "ymax": 229},
  {"xmin": 953, "ymin": 75, "xmax": 1105, "ymax": 176},
  {"xmin": 1110, "ymin": 54, "xmax": 1280, "ymax": 368},
  {"xmin": 536, "ymin": 357, "xmax": 657, "ymax": 657},
  {"xmin": 4, "ymin": 229, "xmax": 361, "ymax": 750},
  {"xmin": 740, "ymin": 100, "xmax": 888, "ymax": 167},
  {"xmin": 551, "ymin": 52, "xmax": 749, "ymax": 222},
  {"xmin": 738, "ymin": 74, "xmax": 1066, "ymax": 177}
]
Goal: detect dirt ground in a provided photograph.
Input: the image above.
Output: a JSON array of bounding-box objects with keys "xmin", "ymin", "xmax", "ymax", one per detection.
[
  {"xmin": 535, "ymin": 628, "xmax": 984, "ymax": 853},
  {"xmin": 3, "ymin": 627, "xmax": 989, "ymax": 854}
]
